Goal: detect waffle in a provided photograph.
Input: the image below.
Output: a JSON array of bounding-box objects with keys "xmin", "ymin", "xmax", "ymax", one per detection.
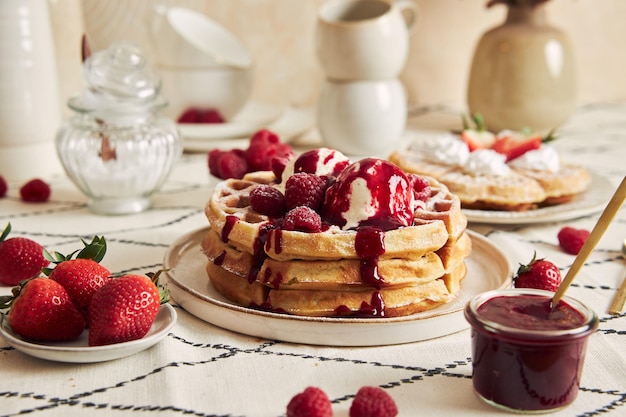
[
  {"xmin": 202, "ymin": 228, "xmax": 470, "ymax": 291},
  {"xmin": 201, "ymin": 161, "xmax": 471, "ymax": 318},
  {"xmin": 390, "ymin": 139, "xmax": 590, "ymax": 211},
  {"xmin": 512, "ymin": 164, "xmax": 591, "ymax": 205},
  {"xmin": 206, "ymin": 172, "xmax": 466, "ymax": 261},
  {"xmin": 205, "ymin": 245, "xmax": 468, "ymax": 317}
]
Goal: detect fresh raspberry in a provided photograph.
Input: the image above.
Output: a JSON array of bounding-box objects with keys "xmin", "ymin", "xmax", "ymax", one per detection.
[
  {"xmin": 249, "ymin": 185, "xmax": 286, "ymax": 218},
  {"xmin": 177, "ymin": 108, "xmax": 202, "ymax": 123},
  {"xmin": 198, "ymin": 108, "xmax": 225, "ymax": 124},
  {"xmin": 286, "ymin": 387, "xmax": 332, "ymax": 417},
  {"xmin": 408, "ymin": 174, "xmax": 431, "ymax": 202},
  {"xmin": 178, "ymin": 107, "xmax": 225, "ymax": 124},
  {"xmin": 208, "ymin": 149, "xmax": 225, "ymax": 177},
  {"xmin": 245, "ymin": 129, "xmax": 293, "ymax": 171},
  {"xmin": 19, "ymin": 179, "xmax": 50, "ymax": 203},
  {"xmin": 208, "ymin": 149, "xmax": 248, "ymax": 179},
  {"xmin": 0, "ymin": 175, "xmax": 7, "ymax": 197},
  {"xmin": 557, "ymin": 226, "xmax": 590, "ymax": 255},
  {"xmin": 283, "ymin": 206, "xmax": 322, "ymax": 232},
  {"xmin": 285, "ymin": 173, "xmax": 327, "ymax": 211},
  {"xmin": 350, "ymin": 386, "xmax": 398, "ymax": 417}
]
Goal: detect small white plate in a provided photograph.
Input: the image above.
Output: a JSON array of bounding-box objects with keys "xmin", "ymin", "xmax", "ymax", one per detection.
[
  {"xmin": 177, "ymin": 101, "xmax": 283, "ymax": 140},
  {"xmin": 182, "ymin": 106, "xmax": 314, "ymax": 152},
  {"xmin": 464, "ymin": 171, "xmax": 614, "ymax": 224},
  {"xmin": 0, "ymin": 304, "xmax": 177, "ymax": 363},
  {"xmin": 163, "ymin": 228, "xmax": 511, "ymax": 346}
]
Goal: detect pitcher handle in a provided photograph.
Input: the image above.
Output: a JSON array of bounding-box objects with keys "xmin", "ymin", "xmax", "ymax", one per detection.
[{"xmin": 395, "ymin": 0, "xmax": 419, "ymax": 33}]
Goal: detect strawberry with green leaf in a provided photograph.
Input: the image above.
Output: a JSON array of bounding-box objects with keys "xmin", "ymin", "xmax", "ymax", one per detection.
[
  {"xmin": 461, "ymin": 113, "xmax": 496, "ymax": 151},
  {"xmin": 88, "ymin": 271, "xmax": 166, "ymax": 346},
  {"xmin": 44, "ymin": 236, "xmax": 111, "ymax": 322},
  {"xmin": 0, "ymin": 223, "xmax": 49, "ymax": 286},
  {"xmin": 0, "ymin": 277, "xmax": 85, "ymax": 342},
  {"xmin": 513, "ymin": 252, "xmax": 562, "ymax": 292}
]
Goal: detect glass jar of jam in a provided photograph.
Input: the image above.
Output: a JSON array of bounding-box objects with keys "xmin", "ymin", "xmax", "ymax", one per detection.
[
  {"xmin": 55, "ymin": 42, "xmax": 182, "ymax": 215},
  {"xmin": 464, "ymin": 289, "xmax": 598, "ymax": 413}
]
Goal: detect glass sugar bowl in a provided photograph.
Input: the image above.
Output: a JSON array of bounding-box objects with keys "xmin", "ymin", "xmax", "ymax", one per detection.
[{"xmin": 55, "ymin": 42, "xmax": 182, "ymax": 215}]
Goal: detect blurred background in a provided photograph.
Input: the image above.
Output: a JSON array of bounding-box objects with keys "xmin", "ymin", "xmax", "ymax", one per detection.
[{"xmin": 50, "ymin": 0, "xmax": 626, "ymax": 116}]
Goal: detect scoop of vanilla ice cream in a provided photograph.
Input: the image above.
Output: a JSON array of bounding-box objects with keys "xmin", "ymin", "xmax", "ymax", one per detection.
[
  {"xmin": 275, "ymin": 147, "xmax": 350, "ymax": 192},
  {"xmin": 322, "ymin": 158, "xmax": 414, "ymax": 231}
]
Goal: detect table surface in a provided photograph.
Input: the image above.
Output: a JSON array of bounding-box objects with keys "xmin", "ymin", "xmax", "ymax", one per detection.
[{"xmin": 1, "ymin": 102, "xmax": 625, "ymax": 417}]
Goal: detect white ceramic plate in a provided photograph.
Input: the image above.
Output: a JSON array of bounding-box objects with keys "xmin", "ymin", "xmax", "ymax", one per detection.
[
  {"xmin": 0, "ymin": 304, "xmax": 177, "ymax": 363},
  {"xmin": 182, "ymin": 106, "xmax": 314, "ymax": 152},
  {"xmin": 177, "ymin": 101, "xmax": 283, "ymax": 140},
  {"xmin": 163, "ymin": 228, "xmax": 511, "ymax": 346},
  {"xmin": 463, "ymin": 171, "xmax": 614, "ymax": 224}
]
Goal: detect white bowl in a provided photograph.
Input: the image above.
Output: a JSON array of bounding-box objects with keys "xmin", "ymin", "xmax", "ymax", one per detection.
[
  {"xmin": 317, "ymin": 78, "xmax": 407, "ymax": 156},
  {"xmin": 151, "ymin": 6, "xmax": 253, "ymax": 70},
  {"xmin": 159, "ymin": 66, "xmax": 253, "ymax": 121}
]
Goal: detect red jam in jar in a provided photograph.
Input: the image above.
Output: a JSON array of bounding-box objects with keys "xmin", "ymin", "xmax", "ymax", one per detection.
[{"xmin": 464, "ymin": 289, "xmax": 598, "ymax": 413}]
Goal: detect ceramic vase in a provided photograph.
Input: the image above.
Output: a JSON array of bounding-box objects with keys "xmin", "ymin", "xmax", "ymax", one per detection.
[{"xmin": 467, "ymin": 1, "xmax": 576, "ymax": 134}]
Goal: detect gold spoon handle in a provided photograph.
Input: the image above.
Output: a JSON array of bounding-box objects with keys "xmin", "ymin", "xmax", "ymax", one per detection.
[
  {"xmin": 609, "ymin": 275, "xmax": 626, "ymax": 315},
  {"xmin": 552, "ymin": 176, "xmax": 626, "ymax": 308}
]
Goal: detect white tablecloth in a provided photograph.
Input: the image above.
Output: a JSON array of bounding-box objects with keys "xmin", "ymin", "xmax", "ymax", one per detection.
[{"xmin": 1, "ymin": 103, "xmax": 625, "ymax": 417}]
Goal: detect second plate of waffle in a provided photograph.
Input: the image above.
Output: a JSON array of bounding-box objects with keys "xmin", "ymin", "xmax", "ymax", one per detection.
[{"xmin": 163, "ymin": 227, "xmax": 511, "ymax": 346}]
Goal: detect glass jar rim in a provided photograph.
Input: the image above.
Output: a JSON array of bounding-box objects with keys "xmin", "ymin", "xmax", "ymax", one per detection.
[{"xmin": 464, "ymin": 288, "xmax": 598, "ymax": 341}]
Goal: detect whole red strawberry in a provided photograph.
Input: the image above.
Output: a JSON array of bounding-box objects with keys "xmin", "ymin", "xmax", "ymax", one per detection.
[
  {"xmin": 0, "ymin": 223, "xmax": 49, "ymax": 286},
  {"xmin": 557, "ymin": 226, "xmax": 590, "ymax": 255},
  {"xmin": 45, "ymin": 236, "xmax": 110, "ymax": 322},
  {"xmin": 286, "ymin": 387, "xmax": 332, "ymax": 417},
  {"xmin": 0, "ymin": 277, "xmax": 85, "ymax": 342},
  {"xmin": 514, "ymin": 252, "xmax": 562, "ymax": 292},
  {"xmin": 88, "ymin": 273, "xmax": 162, "ymax": 346}
]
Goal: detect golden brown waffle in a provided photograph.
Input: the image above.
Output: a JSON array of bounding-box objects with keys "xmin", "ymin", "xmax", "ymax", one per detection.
[
  {"xmin": 205, "ymin": 247, "xmax": 467, "ymax": 318},
  {"xmin": 202, "ymin": 229, "xmax": 470, "ymax": 291},
  {"xmin": 202, "ymin": 158, "xmax": 471, "ymax": 318},
  {"xmin": 206, "ymin": 172, "xmax": 465, "ymax": 261},
  {"xmin": 390, "ymin": 144, "xmax": 591, "ymax": 211},
  {"xmin": 512, "ymin": 164, "xmax": 591, "ymax": 205}
]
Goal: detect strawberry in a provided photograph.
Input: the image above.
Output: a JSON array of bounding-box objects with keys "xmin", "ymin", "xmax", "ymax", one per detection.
[
  {"xmin": 88, "ymin": 272, "xmax": 163, "ymax": 346},
  {"xmin": 0, "ymin": 277, "xmax": 85, "ymax": 342},
  {"xmin": 460, "ymin": 113, "xmax": 496, "ymax": 151},
  {"xmin": 0, "ymin": 223, "xmax": 49, "ymax": 286},
  {"xmin": 513, "ymin": 252, "xmax": 562, "ymax": 292},
  {"xmin": 491, "ymin": 128, "xmax": 557, "ymax": 161},
  {"xmin": 178, "ymin": 107, "xmax": 225, "ymax": 124},
  {"xmin": 557, "ymin": 226, "xmax": 590, "ymax": 255},
  {"xmin": 44, "ymin": 236, "xmax": 110, "ymax": 322}
]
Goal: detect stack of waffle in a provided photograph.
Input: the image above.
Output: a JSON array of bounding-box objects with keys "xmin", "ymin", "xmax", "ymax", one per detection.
[{"xmin": 201, "ymin": 170, "xmax": 471, "ymax": 318}]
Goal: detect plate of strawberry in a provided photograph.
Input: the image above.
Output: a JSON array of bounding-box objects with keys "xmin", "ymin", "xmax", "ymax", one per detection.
[
  {"xmin": 0, "ymin": 303, "xmax": 176, "ymax": 363},
  {"xmin": 0, "ymin": 226, "xmax": 177, "ymax": 363}
]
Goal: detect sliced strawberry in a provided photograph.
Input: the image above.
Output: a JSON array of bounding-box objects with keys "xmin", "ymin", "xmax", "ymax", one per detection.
[
  {"xmin": 460, "ymin": 113, "xmax": 495, "ymax": 151},
  {"xmin": 460, "ymin": 129, "xmax": 496, "ymax": 151},
  {"xmin": 492, "ymin": 130, "xmax": 542, "ymax": 161}
]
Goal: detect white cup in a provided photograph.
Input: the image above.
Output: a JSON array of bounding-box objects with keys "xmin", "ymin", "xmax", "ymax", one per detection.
[
  {"xmin": 316, "ymin": 0, "xmax": 418, "ymax": 80},
  {"xmin": 317, "ymin": 78, "xmax": 407, "ymax": 156},
  {"xmin": 151, "ymin": 6, "xmax": 253, "ymax": 70},
  {"xmin": 159, "ymin": 66, "xmax": 253, "ymax": 121}
]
